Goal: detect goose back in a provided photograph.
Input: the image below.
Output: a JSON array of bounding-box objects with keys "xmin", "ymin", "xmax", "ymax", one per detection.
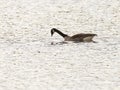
[{"xmin": 66, "ymin": 34, "xmax": 97, "ymax": 42}]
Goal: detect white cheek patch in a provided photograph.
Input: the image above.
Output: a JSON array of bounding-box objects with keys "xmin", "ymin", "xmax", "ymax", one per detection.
[{"xmin": 83, "ymin": 36, "xmax": 93, "ymax": 42}]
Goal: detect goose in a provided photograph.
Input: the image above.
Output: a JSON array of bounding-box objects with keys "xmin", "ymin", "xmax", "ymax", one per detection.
[{"xmin": 51, "ymin": 28, "xmax": 97, "ymax": 42}]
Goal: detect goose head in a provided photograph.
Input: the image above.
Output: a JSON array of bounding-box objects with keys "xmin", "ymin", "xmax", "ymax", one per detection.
[{"xmin": 51, "ymin": 28, "xmax": 56, "ymax": 36}]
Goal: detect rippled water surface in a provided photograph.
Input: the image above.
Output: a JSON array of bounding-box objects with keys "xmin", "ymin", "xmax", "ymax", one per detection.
[{"xmin": 0, "ymin": 0, "xmax": 120, "ymax": 90}]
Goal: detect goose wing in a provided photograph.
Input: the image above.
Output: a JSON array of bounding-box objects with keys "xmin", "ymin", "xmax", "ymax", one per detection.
[{"xmin": 71, "ymin": 33, "xmax": 97, "ymax": 39}]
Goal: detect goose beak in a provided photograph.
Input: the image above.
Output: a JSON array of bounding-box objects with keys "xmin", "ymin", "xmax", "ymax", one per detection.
[
  {"xmin": 51, "ymin": 30, "xmax": 54, "ymax": 36},
  {"xmin": 51, "ymin": 31, "xmax": 53, "ymax": 36},
  {"xmin": 51, "ymin": 33, "xmax": 53, "ymax": 36}
]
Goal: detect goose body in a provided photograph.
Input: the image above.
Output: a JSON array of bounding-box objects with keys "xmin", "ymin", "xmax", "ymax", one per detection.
[{"xmin": 51, "ymin": 28, "xmax": 97, "ymax": 42}]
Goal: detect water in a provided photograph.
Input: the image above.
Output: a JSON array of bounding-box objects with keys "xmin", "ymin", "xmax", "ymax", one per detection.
[{"xmin": 0, "ymin": 0, "xmax": 120, "ymax": 90}]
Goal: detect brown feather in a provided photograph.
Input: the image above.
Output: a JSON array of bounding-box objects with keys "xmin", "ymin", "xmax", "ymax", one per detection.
[{"xmin": 71, "ymin": 33, "xmax": 97, "ymax": 39}]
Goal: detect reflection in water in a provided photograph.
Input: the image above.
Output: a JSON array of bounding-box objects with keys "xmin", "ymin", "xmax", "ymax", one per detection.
[
  {"xmin": 51, "ymin": 41, "xmax": 68, "ymax": 45},
  {"xmin": 50, "ymin": 40, "xmax": 98, "ymax": 46}
]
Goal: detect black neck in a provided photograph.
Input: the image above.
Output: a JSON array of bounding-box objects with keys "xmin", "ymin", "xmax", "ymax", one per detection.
[{"xmin": 54, "ymin": 29, "xmax": 68, "ymax": 38}]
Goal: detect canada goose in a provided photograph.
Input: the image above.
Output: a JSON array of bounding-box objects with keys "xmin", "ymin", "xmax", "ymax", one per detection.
[{"xmin": 51, "ymin": 28, "xmax": 97, "ymax": 42}]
